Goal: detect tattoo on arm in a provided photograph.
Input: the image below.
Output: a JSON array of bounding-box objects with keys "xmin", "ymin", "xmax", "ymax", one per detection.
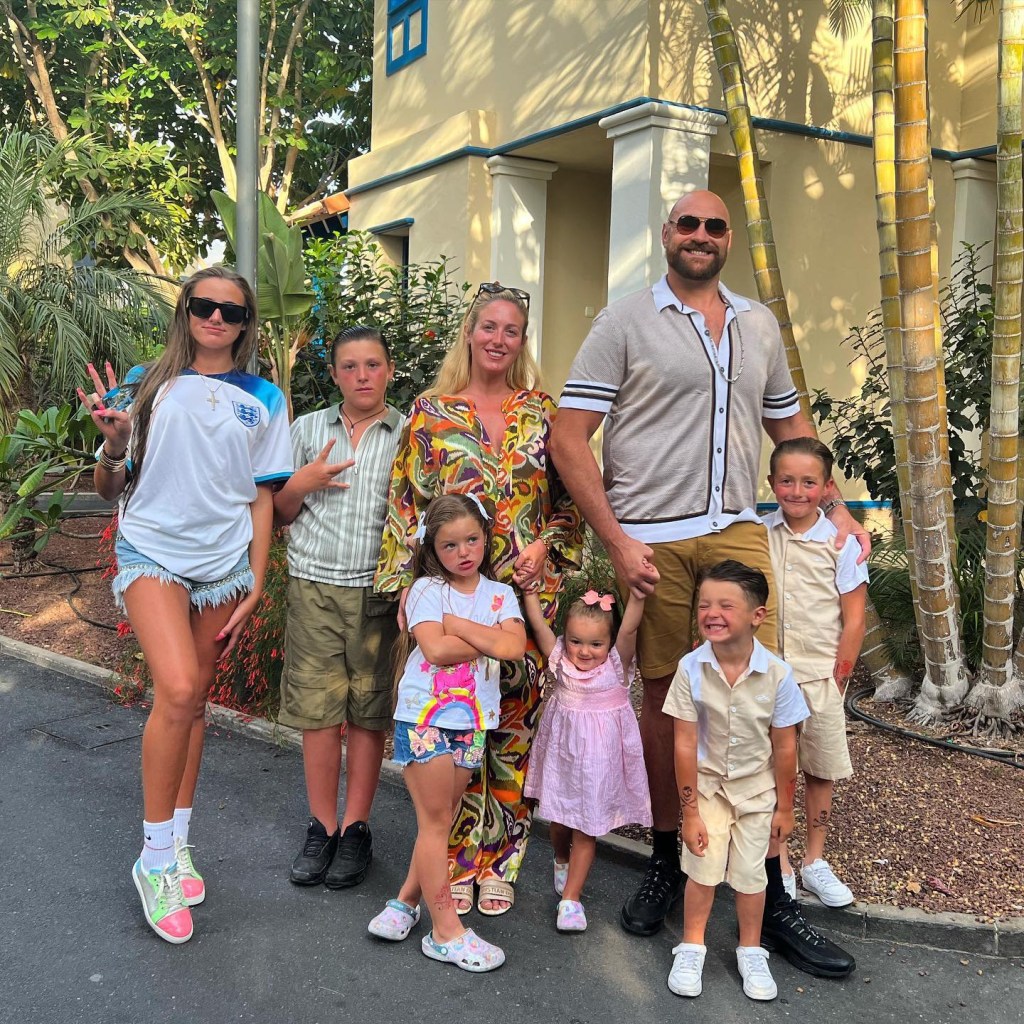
[
  {"xmin": 834, "ymin": 659, "xmax": 854, "ymax": 684},
  {"xmin": 681, "ymin": 785, "xmax": 697, "ymax": 809}
]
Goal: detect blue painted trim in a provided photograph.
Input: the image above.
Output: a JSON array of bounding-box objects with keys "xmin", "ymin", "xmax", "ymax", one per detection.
[
  {"xmin": 348, "ymin": 94, "xmax": 996, "ymax": 198},
  {"xmin": 368, "ymin": 217, "xmax": 415, "ymax": 234},
  {"xmin": 386, "ymin": 0, "xmax": 428, "ymax": 76},
  {"xmin": 757, "ymin": 500, "xmax": 893, "ymax": 512}
]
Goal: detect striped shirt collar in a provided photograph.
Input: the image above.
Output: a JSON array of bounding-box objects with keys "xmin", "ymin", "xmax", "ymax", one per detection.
[
  {"xmin": 328, "ymin": 403, "xmax": 404, "ymax": 432},
  {"xmin": 652, "ymin": 275, "xmax": 753, "ymax": 315}
]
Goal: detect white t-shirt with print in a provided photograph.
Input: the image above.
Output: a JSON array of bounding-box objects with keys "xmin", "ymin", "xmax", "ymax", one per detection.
[
  {"xmin": 110, "ymin": 365, "xmax": 293, "ymax": 581},
  {"xmin": 395, "ymin": 575, "xmax": 523, "ymax": 731}
]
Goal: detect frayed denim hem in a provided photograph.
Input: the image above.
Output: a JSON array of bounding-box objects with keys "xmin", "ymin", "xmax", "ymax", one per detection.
[{"xmin": 113, "ymin": 562, "xmax": 254, "ymax": 613}]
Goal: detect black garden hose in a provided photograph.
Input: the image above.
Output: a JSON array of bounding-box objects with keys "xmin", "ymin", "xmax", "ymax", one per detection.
[{"xmin": 846, "ymin": 685, "xmax": 1024, "ymax": 770}]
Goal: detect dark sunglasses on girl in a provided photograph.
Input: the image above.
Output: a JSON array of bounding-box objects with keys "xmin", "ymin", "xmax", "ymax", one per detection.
[
  {"xmin": 669, "ymin": 215, "xmax": 729, "ymax": 239},
  {"xmin": 475, "ymin": 281, "xmax": 531, "ymax": 311},
  {"xmin": 186, "ymin": 296, "xmax": 250, "ymax": 325}
]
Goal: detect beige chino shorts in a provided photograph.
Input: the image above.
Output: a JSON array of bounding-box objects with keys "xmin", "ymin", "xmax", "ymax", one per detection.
[
  {"xmin": 681, "ymin": 787, "xmax": 776, "ymax": 894},
  {"xmin": 797, "ymin": 677, "xmax": 854, "ymax": 781}
]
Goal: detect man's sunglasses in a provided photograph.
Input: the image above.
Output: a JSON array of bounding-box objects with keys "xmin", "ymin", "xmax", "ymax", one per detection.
[
  {"xmin": 475, "ymin": 281, "xmax": 531, "ymax": 311},
  {"xmin": 186, "ymin": 296, "xmax": 250, "ymax": 325},
  {"xmin": 669, "ymin": 215, "xmax": 729, "ymax": 239}
]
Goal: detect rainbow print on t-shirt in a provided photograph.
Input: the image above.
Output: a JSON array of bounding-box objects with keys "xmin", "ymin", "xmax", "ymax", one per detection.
[{"xmin": 417, "ymin": 660, "xmax": 483, "ymax": 729}]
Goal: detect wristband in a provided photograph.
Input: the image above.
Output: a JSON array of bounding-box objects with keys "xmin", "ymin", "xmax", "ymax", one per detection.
[
  {"xmin": 98, "ymin": 444, "xmax": 127, "ymax": 472},
  {"xmin": 821, "ymin": 497, "xmax": 846, "ymax": 516}
]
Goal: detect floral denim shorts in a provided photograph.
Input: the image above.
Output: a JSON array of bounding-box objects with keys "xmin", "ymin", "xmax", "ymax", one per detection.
[
  {"xmin": 112, "ymin": 532, "xmax": 254, "ymax": 613},
  {"xmin": 392, "ymin": 723, "xmax": 486, "ymax": 769}
]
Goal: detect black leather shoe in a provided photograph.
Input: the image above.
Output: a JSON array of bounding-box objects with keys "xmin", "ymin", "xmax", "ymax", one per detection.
[
  {"xmin": 760, "ymin": 895, "xmax": 856, "ymax": 978},
  {"xmin": 289, "ymin": 817, "xmax": 339, "ymax": 885},
  {"xmin": 325, "ymin": 821, "xmax": 373, "ymax": 889},
  {"xmin": 620, "ymin": 857, "xmax": 684, "ymax": 936}
]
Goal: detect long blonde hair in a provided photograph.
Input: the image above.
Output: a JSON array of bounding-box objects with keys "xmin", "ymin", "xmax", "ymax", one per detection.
[
  {"xmin": 425, "ymin": 285, "xmax": 540, "ymax": 396},
  {"xmin": 123, "ymin": 266, "xmax": 259, "ymax": 503}
]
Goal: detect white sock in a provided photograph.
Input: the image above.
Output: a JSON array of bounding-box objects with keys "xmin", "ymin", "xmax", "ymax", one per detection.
[
  {"xmin": 173, "ymin": 807, "xmax": 192, "ymax": 847},
  {"xmin": 141, "ymin": 818, "xmax": 175, "ymax": 872}
]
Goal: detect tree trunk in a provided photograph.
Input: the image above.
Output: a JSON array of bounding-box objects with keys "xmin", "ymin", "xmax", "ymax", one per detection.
[
  {"xmin": 893, "ymin": 0, "xmax": 968, "ymax": 721},
  {"xmin": 702, "ymin": 0, "xmax": 810, "ymax": 419},
  {"xmin": 970, "ymin": 0, "xmax": 1024, "ymax": 723},
  {"xmin": 708, "ymin": 0, "xmax": 907, "ymax": 692},
  {"xmin": 869, "ymin": 0, "xmax": 920, "ymax": 700}
]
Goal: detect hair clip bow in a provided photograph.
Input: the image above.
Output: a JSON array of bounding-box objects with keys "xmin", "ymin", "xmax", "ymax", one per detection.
[{"xmin": 582, "ymin": 590, "xmax": 614, "ymax": 612}]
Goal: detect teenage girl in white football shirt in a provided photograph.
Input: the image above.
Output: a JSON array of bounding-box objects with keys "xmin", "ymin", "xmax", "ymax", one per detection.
[{"xmin": 78, "ymin": 267, "xmax": 292, "ymax": 944}]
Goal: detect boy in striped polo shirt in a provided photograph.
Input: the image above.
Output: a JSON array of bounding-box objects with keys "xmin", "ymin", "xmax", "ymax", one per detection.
[{"xmin": 274, "ymin": 327, "xmax": 403, "ymax": 890}]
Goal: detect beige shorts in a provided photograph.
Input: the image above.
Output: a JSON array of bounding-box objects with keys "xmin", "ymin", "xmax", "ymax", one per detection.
[
  {"xmin": 797, "ymin": 677, "xmax": 854, "ymax": 781},
  {"xmin": 619, "ymin": 522, "xmax": 779, "ymax": 679},
  {"xmin": 681, "ymin": 787, "xmax": 776, "ymax": 894},
  {"xmin": 278, "ymin": 577, "xmax": 399, "ymax": 732}
]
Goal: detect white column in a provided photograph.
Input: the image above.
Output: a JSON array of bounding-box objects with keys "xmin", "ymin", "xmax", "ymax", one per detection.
[
  {"xmin": 951, "ymin": 158, "xmax": 997, "ymax": 286},
  {"xmin": 486, "ymin": 155, "xmax": 558, "ymax": 361},
  {"xmin": 600, "ymin": 102, "xmax": 726, "ymax": 302}
]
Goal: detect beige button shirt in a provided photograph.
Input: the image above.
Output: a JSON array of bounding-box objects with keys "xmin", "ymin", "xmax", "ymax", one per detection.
[
  {"xmin": 763, "ymin": 509, "xmax": 869, "ymax": 682},
  {"xmin": 663, "ymin": 639, "xmax": 808, "ymax": 803}
]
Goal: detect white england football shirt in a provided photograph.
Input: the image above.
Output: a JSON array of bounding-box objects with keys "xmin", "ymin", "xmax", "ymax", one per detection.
[{"xmin": 111, "ymin": 365, "xmax": 293, "ymax": 580}]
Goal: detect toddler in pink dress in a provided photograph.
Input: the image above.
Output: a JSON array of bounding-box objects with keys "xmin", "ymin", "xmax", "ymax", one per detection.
[{"xmin": 522, "ymin": 588, "xmax": 652, "ymax": 933}]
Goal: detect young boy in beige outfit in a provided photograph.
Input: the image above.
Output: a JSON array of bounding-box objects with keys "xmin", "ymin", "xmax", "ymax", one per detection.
[{"xmin": 664, "ymin": 560, "xmax": 808, "ymax": 1001}]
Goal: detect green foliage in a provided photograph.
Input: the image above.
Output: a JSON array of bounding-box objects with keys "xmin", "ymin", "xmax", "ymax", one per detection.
[
  {"xmin": 0, "ymin": 0, "xmax": 374, "ymax": 259},
  {"xmin": 812, "ymin": 245, "xmax": 992, "ymax": 517},
  {"xmin": 0, "ymin": 129, "xmax": 170, "ymax": 418},
  {"xmin": 0, "ymin": 403, "xmax": 100, "ymax": 561},
  {"xmin": 300, "ymin": 231, "xmax": 470, "ymax": 416}
]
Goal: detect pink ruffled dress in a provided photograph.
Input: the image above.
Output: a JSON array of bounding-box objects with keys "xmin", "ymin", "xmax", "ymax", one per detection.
[{"xmin": 525, "ymin": 638, "xmax": 652, "ymax": 836}]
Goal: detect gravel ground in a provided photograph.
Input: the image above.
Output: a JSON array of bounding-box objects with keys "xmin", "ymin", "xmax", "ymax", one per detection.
[{"xmin": 3, "ymin": 515, "xmax": 1022, "ymax": 920}]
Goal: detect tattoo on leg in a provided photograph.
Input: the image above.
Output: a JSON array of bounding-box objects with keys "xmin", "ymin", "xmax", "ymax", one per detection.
[
  {"xmin": 811, "ymin": 809, "xmax": 830, "ymax": 831},
  {"xmin": 434, "ymin": 883, "xmax": 454, "ymax": 912}
]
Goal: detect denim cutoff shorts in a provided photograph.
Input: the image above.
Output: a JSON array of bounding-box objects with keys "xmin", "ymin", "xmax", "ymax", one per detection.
[
  {"xmin": 392, "ymin": 722, "xmax": 486, "ymax": 770},
  {"xmin": 113, "ymin": 533, "xmax": 254, "ymax": 613}
]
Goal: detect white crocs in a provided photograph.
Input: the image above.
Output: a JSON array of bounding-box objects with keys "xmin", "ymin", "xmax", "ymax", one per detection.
[
  {"xmin": 421, "ymin": 928, "xmax": 505, "ymax": 973},
  {"xmin": 368, "ymin": 899, "xmax": 421, "ymax": 941}
]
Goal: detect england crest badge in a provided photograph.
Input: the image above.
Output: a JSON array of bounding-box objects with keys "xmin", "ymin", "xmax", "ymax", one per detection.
[{"xmin": 232, "ymin": 401, "xmax": 261, "ymax": 427}]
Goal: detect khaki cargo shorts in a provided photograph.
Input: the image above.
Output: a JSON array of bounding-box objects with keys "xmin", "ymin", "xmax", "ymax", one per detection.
[
  {"xmin": 797, "ymin": 677, "xmax": 854, "ymax": 781},
  {"xmin": 278, "ymin": 577, "xmax": 399, "ymax": 732},
  {"xmin": 681, "ymin": 787, "xmax": 776, "ymax": 894}
]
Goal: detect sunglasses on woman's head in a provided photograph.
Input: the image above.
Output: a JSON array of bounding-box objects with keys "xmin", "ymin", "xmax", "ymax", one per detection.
[
  {"xmin": 475, "ymin": 281, "xmax": 531, "ymax": 311},
  {"xmin": 668, "ymin": 215, "xmax": 729, "ymax": 239},
  {"xmin": 186, "ymin": 296, "xmax": 250, "ymax": 325}
]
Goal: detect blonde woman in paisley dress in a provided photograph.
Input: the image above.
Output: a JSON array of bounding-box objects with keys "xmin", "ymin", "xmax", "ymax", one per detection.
[{"xmin": 376, "ymin": 283, "xmax": 583, "ymax": 916}]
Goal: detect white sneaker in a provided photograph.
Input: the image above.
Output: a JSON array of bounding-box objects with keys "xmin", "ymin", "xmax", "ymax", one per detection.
[
  {"xmin": 736, "ymin": 946, "xmax": 777, "ymax": 1001},
  {"xmin": 800, "ymin": 858, "xmax": 854, "ymax": 907},
  {"xmin": 782, "ymin": 871, "xmax": 797, "ymax": 900},
  {"xmin": 668, "ymin": 942, "xmax": 706, "ymax": 997}
]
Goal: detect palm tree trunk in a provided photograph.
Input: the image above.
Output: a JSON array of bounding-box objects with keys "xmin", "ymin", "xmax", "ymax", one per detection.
[
  {"xmin": 970, "ymin": 0, "xmax": 1024, "ymax": 724},
  {"xmin": 893, "ymin": 0, "xmax": 968, "ymax": 721},
  {"xmin": 708, "ymin": 0, "xmax": 907, "ymax": 692},
  {"xmin": 703, "ymin": 0, "xmax": 810, "ymax": 419}
]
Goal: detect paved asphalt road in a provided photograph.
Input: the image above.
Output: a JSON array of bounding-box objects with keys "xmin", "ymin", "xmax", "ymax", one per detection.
[{"xmin": 1, "ymin": 655, "xmax": 1020, "ymax": 1024}]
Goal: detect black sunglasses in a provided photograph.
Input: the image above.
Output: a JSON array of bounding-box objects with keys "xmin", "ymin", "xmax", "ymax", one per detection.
[
  {"xmin": 475, "ymin": 281, "xmax": 531, "ymax": 311},
  {"xmin": 669, "ymin": 215, "xmax": 729, "ymax": 239},
  {"xmin": 187, "ymin": 296, "xmax": 250, "ymax": 325}
]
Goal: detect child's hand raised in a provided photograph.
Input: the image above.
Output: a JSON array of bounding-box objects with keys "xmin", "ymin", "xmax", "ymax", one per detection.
[{"xmin": 682, "ymin": 815, "xmax": 708, "ymax": 857}]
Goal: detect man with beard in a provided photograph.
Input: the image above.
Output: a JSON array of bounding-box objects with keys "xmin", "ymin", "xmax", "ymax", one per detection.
[{"xmin": 550, "ymin": 190, "xmax": 865, "ymax": 979}]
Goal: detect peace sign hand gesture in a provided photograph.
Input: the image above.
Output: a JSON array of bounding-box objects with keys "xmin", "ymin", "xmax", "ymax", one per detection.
[
  {"xmin": 77, "ymin": 361, "xmax": 131, "ymax": 455},
  {"xmin": 294, "ymin": 437, "xmax": 354, "ymax": 495}
]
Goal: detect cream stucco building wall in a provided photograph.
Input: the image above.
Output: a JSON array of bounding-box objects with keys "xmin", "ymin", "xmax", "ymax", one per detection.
[{"xmin": 348, "ymin": 0, "xmax": 1000, "ymax": 502}]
